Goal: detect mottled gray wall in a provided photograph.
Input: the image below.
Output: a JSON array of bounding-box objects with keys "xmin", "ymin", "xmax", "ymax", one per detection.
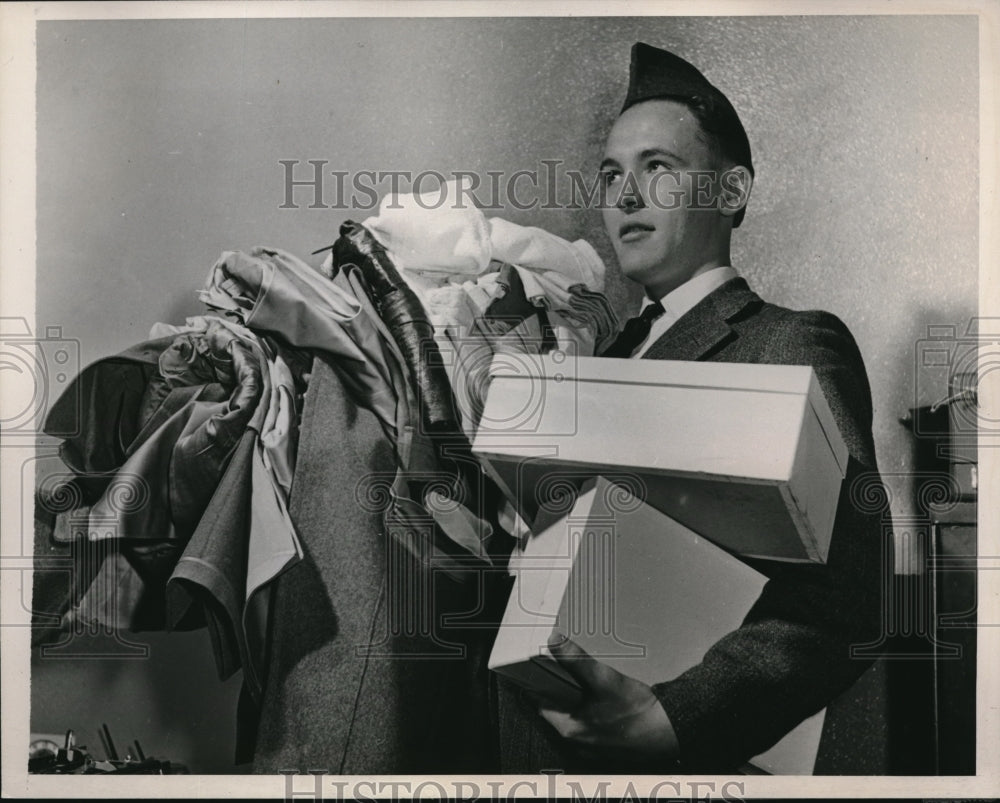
[{"xmin": 32, "ymin": 16, "xmax": 978, "ymax": 771}]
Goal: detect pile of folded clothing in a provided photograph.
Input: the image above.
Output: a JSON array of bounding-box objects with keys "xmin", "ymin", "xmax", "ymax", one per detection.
[{"xmin": 32, "ymin": 186, "xmax": 621, "ymax": 710}]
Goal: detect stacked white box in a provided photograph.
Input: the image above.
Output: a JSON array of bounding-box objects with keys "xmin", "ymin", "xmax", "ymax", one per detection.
[
  {"xmin": 488, "ymin": 476, "xmax": 826, "ymax": 775},
  {"xmin": 472, "ymin": 354, "xmax": 848, "ymax": 563}
]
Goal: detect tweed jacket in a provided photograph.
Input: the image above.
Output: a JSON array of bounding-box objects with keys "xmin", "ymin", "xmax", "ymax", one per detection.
[{"xmin": 639, "ymin": 277, "xmax": 887, "ymax": 772}]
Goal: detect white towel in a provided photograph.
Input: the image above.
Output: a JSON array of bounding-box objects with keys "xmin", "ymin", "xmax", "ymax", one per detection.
[
  {"xmin": 362, "ymin": 179, "xmax": 492, "ymax": 276},
  {"xmin": 362, "ymin": 183, "xmax": 606, "ymax": 311}
]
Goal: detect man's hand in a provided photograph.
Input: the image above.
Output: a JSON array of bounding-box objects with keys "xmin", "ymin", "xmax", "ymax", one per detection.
[{"xmin": 537, "ymin": 635, "xmax": 680, "ymax": 764}]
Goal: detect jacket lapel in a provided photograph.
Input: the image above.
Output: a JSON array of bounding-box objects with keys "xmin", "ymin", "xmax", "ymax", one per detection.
[{"xmin": 641, "ymin": 277, "xmax": 763, "ymax": 362}]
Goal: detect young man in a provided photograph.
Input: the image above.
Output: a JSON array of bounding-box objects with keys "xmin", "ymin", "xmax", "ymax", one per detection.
[{"xmin": 498, "ymin": 42, "xmax": 888, "ymax": 774}]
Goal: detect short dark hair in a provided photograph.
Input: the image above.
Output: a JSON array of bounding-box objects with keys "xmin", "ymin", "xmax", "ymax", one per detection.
[
  {"xmin": 652, "ymin": 92, "xmax": 754, "ymax": 228},
  {"xmin": 621, "ymin": 43, "xmax": 753, "ymax": 228}
]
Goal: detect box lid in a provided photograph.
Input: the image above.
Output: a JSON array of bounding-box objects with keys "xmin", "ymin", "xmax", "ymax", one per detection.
[{"xmin": 486, "ymin": 353, "xmax": 849, "ymax": 475}]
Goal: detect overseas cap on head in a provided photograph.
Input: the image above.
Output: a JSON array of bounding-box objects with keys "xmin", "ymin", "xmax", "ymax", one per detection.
[{"xmin": 623, "ymin": 42, "xmax": 754, "ymax": 225}]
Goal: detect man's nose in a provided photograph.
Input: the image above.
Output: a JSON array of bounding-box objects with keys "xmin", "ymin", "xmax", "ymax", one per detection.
[{"xmin": 616, "ymin": 180, "xmax": 645, "ymax": 212}]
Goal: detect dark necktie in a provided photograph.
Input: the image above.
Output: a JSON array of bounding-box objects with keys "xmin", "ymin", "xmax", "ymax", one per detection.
[{"xmin": 599, "ymin": 300, "xmax": 665, "ymax": 358}]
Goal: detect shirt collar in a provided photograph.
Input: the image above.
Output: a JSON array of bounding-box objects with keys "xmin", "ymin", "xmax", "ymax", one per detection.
[
  {"xmin": 633, "ymin": 265, "xmax": 738, "ymax": 357},
  {"xmin": 649, "ymin": 266, "xmax": 737, "ymax": 319}
]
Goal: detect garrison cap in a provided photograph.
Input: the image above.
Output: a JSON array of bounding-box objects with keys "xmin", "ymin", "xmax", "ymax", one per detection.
[{"xmin": 622, "ymin": 42, "xmax": 754, "ymax": 181}]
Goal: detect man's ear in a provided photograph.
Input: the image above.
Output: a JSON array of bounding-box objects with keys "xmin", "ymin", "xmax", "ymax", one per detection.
[{"xmin": 719, "ymin": 165, "xmax": 753, "ymax": 220}]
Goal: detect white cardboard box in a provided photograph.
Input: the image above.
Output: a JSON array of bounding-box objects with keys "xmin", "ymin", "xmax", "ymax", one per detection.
[
  {"xmin": 488, "ymin": 475, "xmax": 826, "ymax": 775},
  {"xmin": 472, "ymin": 353, "xmax": 848, "ymax": 563}
]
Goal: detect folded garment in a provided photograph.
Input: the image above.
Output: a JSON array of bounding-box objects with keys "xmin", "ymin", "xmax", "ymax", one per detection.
[
  {"xmin": 476, "ymin": 263, "xmax": 559, "ymax": 353},
  {"xmin": 41, "ymin": 318, "xmax": 307, "ymax": 697},
  {"xmin": 332, "ymin": 220, "xmax": 466, "ymax": 445},
  {"xmin": 138, "ymin": 333, "xmax": 229, "ymax": 429},
  {"xmin": 199, "ymin": 246, "xmax": 402, "ymax": 445},
  {"xmin": 422, "ymin": 284, "xmax": 481, "ymax": 334},
  {"xmin": 546, "ymin": 309, "xmax": 594, "ymax": 359},
  {"xmin": 363, "ymin": 179, "xmax": 492, "ymax": 276},
  {"xmin": 462, "ymin": 276, "xmax": 497, "ymax": 315},
  {"xmin": 331, "ymin": 261, "xmax": 414, "ymax": 453},
  {"xmin": 329, "ymin": 224, "xmax": 506, "ymax": 572},
  {"xmin": 201, "ymin": 247, "xmax": 363, "ymax": 328},
  {"xmin": 85, "ymin": 326, "xmax": 264, "ymax": 548},
  {"xmin": 44, "ymin": 327, "xmax": 267, "ymax": 633},
  {"xmin": 202, "ymin": 240, "xmax": 498, "ymax": 571},
  {"xmin": 360, "ymin": 185, "xmax": 607, "ymax": 316},
  {"xmin": 488, "ymin": 216, "xmax": 605, "ymax": 301},
  {"xmin": 151, "ymin": 315, "xmax": 300, "ymax": 499},
  {"xmin": 562, "ymin": 284, "xmax": 620, "ymax": 356},
  {"xmin": 165, "ymin": 429, "xmax": 303, "ymax": 702},
  {"xmin": 484, "ymin": 263, "xmax": 536, "ymax": 328},
  {"xmin": 257, "ymin": 340, "xmax": 298, "ymax": 498},
  {"xmin": 462, "ymin": 313, "xmax": 554, "ymax": 427}
]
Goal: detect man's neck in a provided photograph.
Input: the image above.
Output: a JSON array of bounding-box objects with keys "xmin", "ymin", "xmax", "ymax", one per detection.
[
  {"xmin": 644, "ymin": 256, "xmax": 731, "ymax": 301},
  {"xmin": 631, "ymin": 265, "xmax": 738, "ymax": 358}
]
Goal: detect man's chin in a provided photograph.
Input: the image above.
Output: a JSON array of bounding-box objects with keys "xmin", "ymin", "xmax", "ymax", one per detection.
[{"xmin": 619, "ymin": 262, "xmax": 659, "ymax": 287}]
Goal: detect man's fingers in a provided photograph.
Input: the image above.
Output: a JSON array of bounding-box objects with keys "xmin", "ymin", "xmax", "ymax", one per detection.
[
  {"xmin": 547, "ymin": 634, "xmax": 618, "ymax": 691},
  {"xmin": 538, "ymin": 707, "xmax": 585, "ymax": 742}
]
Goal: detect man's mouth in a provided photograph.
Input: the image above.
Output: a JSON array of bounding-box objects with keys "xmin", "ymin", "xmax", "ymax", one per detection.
[{"xmin": 619, "ymin": 222, "xmax": 655, "ymax": 242}]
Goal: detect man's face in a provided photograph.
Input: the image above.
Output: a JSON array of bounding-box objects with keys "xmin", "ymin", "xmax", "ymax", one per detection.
[{"xmin": 600, "ymin": 99, "xmax": 728, "ymax": 296}]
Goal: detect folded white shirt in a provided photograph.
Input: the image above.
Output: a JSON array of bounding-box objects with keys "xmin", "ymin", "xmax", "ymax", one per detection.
[
  {"xmin": 363, "ymin": 182, "xmax": 606, "ymax": 314},
  {"xmin": 363, "ymin": 180, "xmax": 492, "ymax": 276}
]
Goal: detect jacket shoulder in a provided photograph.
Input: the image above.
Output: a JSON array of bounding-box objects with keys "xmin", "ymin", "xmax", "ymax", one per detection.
[
  {"xmin": 741, "ymin": 304, "xmax": 860, "ymax": 362},
  {"xmin": 728, "ymin": 302, "xmax": 877, "ymax": 466}
]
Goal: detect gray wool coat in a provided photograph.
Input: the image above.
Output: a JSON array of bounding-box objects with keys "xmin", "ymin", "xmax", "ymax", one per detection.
[{"xmin": 251, "ymin": 354, "xmax": 501, "ymax": 774}]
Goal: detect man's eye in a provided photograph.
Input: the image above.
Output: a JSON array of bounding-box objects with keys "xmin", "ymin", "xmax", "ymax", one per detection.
[
  {"xmin": 599, "ymin": 170, "xmax": 621, "ymax": 185},
  {"xmin": 647, "ymin": 159, "xmax": 672, "ymax": 172}
]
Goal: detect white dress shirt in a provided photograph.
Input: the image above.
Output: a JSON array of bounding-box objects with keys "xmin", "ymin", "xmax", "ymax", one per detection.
[{"xmin": 632, "ymin": 265, "xmax": 738, "ymax": 358}]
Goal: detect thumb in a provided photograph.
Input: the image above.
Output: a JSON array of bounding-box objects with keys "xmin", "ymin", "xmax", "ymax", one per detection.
[{"xmin": 547, "ymin": 634, "xmax": 616, "ymax": 691}]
